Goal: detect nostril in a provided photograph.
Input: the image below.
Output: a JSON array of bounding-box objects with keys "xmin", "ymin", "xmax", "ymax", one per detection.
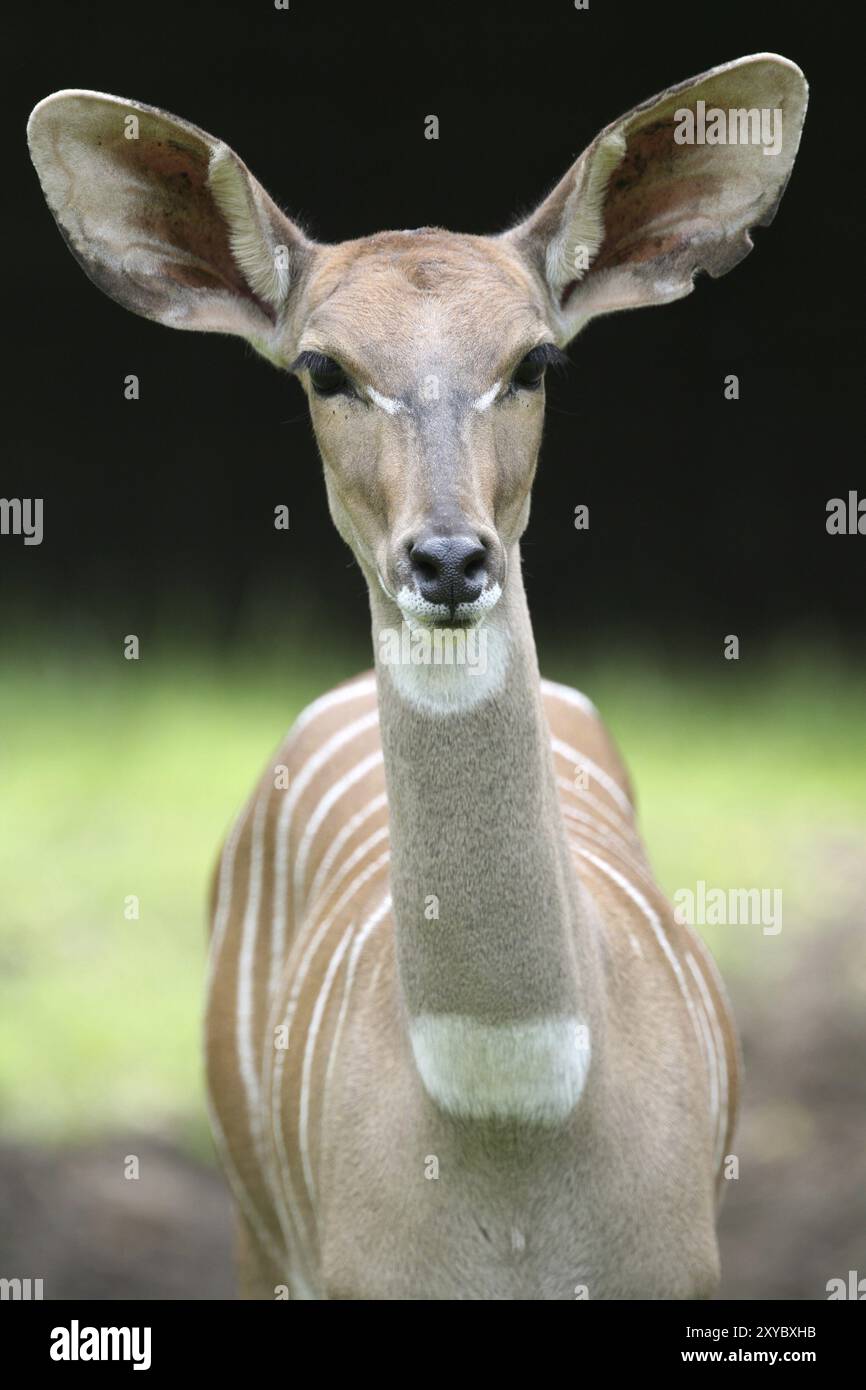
[
  {"xmin": 407, "ymin": 532, "xmax": 489, "ymax": 610},
  {"xmin": 461, "ymin": 546, "xmax": 487, "ymax": 584},
  {"xmin": 408, "ymin": 538, "xmax": 443, "ymax": 584},
  {"xmin": 412, "ymin": 555, "xmax": 440, "ymax": 584}
]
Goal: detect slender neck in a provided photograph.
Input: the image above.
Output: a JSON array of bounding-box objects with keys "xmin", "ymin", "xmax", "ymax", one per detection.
[{"xmin": 370, "ymin": 552, "xmax": 600, "ymax": 1030}]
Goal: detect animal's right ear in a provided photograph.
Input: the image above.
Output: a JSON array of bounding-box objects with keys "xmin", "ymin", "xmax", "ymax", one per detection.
[{"xmin": 27, "ymin": 89, "xmax": 315, "ymax": 364}]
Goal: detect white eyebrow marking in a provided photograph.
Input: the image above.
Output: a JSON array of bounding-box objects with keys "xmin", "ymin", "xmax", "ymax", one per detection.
[
  {"xmin": 367, "ymin": 386, "xmax": 404, "ymax": 415},
  {"xmin": 471, "ymin": 380, "xmax": 501, "ymax": 412}
]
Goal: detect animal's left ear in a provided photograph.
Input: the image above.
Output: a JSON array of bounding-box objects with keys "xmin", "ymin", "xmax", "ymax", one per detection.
[{"xmin": 503, "ymin": 53, "xmax": 807, "ymax": 344}]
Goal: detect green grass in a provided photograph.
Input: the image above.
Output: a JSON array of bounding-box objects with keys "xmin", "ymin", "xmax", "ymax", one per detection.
[
  {"xmin": 1, "ymin": 640, "xmax": 864, "ymax": 1150},
  {"xmin": 0, "ymin": 645, "xmax": 330, "ymax": 1154},
  {"xmin": 559, "ymin": 651, "xmax": 866, "ymax": 923}
]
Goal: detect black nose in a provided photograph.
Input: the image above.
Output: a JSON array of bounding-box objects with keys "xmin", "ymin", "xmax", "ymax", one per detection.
[{"xmin": 408, "ymin": 532, "xmax": 488, "ymax": 610}]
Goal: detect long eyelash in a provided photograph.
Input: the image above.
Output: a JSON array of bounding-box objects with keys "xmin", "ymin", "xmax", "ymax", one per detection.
[
  {"xmin": 526, "ymin": 342, "xmax": 571, "ymax": 372},
  {"xmin": 504, "ymin": 341, "xmax": 571, "ymax": 398},
  {"xmin": 291, "ymin": 349, "xmax": 340, "ymax": 375}
]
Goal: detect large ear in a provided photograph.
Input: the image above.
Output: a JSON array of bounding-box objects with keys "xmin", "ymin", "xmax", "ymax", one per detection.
[
  {"xmin": 503, "ymin": 53, "xmax": 808, "ymax": 343},
  {"xmin": 27, "ymin": 89, "xmax": 314, "ymax": 363}
]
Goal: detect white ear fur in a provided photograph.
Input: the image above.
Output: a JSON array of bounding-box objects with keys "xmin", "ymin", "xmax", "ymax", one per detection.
[
  {"xmin": 543, "ymin": 130, "xmax": 626, "ymax": 302},
  {"xmin": 505, "ymin": 53, "xmax": 808, "ymax": 344},
  {"xmin": 207, "ymin": 143, "xmax": 291, "ymax": 310}
]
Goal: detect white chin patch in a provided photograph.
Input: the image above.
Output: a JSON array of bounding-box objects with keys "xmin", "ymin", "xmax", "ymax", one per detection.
[
  {"xmin": 395, "ymin": 581, "xmax": 503, "ymax": 625},
  {"xmin": 409, "ymin": 1014, "xmax": 592, "ymax": 1125},
  {"xmin": 378, "ymin": 585, "xmax": 508, "ymax": 715}
]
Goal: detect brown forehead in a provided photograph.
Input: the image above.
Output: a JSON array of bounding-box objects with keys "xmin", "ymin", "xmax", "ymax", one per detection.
[{"xmin": 299, "ymin": 230, "xmax": 547, "ymax": 380}]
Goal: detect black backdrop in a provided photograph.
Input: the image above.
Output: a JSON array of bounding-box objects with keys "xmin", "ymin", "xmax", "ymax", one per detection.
[{"xmin": 4, "ymin": 0, "xmax": 862, "ymax": 655}]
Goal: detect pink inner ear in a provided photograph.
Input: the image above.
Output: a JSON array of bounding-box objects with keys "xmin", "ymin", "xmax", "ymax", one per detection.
[
  {"xmin": 592, "ymin": 120, "xmax": 743, "ymax": 274},
  {"xmin": 97, "ymin": 124, "xmax": 263, "ymax": 307}
]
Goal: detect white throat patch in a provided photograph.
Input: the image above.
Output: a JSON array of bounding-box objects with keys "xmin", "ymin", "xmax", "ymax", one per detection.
[
  {"xmin": 380, "ymin": 602, "xmax": 510, "ymax": 715},
  {"xmin": 409, "ymin": 1013, "xmax": 592, "ymax": 1124}
]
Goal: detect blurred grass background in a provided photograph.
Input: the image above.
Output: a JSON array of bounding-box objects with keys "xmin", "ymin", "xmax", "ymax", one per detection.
[{"xmin": 2, "ymin": 634, "xmax": 864, "ymax": 1158}]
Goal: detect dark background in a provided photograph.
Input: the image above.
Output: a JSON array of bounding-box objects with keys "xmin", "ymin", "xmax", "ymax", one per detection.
[{"xmin": 3, "ymin": 0, "xmax": 861, "ymax": 656}]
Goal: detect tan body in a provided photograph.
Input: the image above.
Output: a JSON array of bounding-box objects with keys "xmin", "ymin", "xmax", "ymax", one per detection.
[
  {"xmin": 28, "ymin": 52, "xmax": 806, "ymax": 1299},
  {"xmin": 207, "ymin": 659, "xmax": 737, "ymax": 1299}
]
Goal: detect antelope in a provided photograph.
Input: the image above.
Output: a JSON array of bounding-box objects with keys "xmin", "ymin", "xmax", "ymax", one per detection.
[{"xmin": 28, "ymin": 52, "xmax": 807, "ymax": 1300}]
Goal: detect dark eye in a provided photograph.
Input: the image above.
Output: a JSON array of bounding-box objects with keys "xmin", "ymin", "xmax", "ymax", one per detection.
[
  {"xmin": 512, "ymin": 352, "xmax": 547, "ymax": 391},
  {"xmin": 509, "ymin": 343, "xmax": 567, "ymax": 394},
  {"xmin": 306, "ymin": 353, "xmax": 351, "ymax": 398}
]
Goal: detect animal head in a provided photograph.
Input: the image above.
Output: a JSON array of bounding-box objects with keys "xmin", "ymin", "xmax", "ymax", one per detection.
[{"xmin": 29, "ymin": 54, "xmax": 806, "ymax": 630}]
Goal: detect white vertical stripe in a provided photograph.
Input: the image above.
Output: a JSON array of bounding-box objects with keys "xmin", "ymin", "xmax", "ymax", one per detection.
[
  {"xmin": 206, "ymin": 677, "xmax": 376, "ymax": 1298},
  {"xmin": 541, "ymin": 678, "xmax": 598, "ymax": 718},
  {"xmin": 236, "ymin": 790, "xmax": 270, "ymax": 1153},
  {"xmin": 560, "ymin": 803, "xmax": 653, "ymax": 886},
  {"xmin": 571, "ymin": 843, "xmax": 643, "ymax": 957},
  {"xmin": 310, "ymin": 824, "xmax": 390, "ymax": 922},
  {"xmin": 308, "ymin": 791, "xmax": 388, "ymax": 911},
  {"xmin": 290, "ymin": 675, "xmax": 376, "ymax": 737},
  {"xmin": 554, "ymin": 775, "xmax": 637, "ymax": 840},
  {"xmin": 269, "ymin": 708, "xmax": 379, "ymax": 1001},
  {"xmin": 267, "ymin": 852, "xmax": 391, "ymax": 1260},
  {"xmin": 299, "ymin": 921, "xmax": 356, "ymax": 1202},
  {"xmin": 205, "ymin": 800, "xmax": 281, "ymax": 1276},
  {"xmin": 577, "ymin": 848, "xmax": 705, "ymax": 1055},
  {"xmin": 206, "ymin": 1093, "xmax": 284, "ymax": 1269},
  {"xmin": 551, "ymin": 736, "xmax": 633, "ymax": 814},
  {"xmin": 206, "ymin": 804, "xmax": 248, "ymax": 991},
  {"xmin": 685, "ymin": 953, "xmax": 719, "ymax": 1139},
  {"xmin": 323, "ymin": 896, "xmax": 393, "ymax": 1107},
  {"xmin": 687, "ymin": 949, "xmax": 729, "ymax": 1170},
  {"xmin": 293, "ymin": 749, "xmax": 384, "ymax": 913},
  {"xmin": 276, "ymin": 850, "xmax": 391, "ymax": 1049}
]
